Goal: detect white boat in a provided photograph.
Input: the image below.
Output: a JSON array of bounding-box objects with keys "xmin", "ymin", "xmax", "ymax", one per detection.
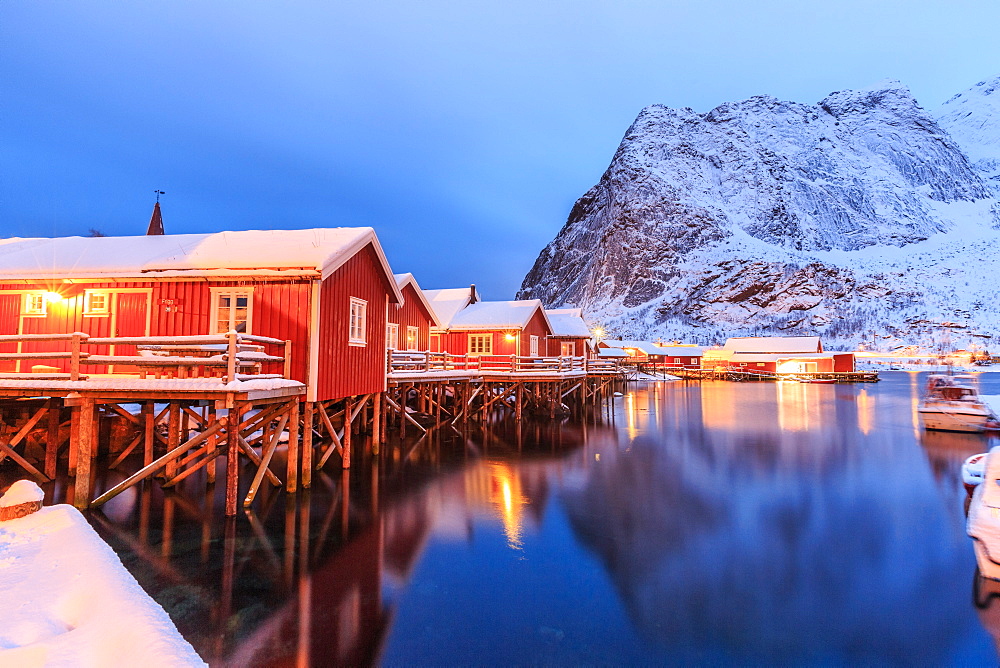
[
  {"xmin": 918, "ymin": 374, "xmax": 997, "ymax": 433},
  {"xmin": 968, "ymin": 447, "xmax": 1000, "ymax": 580},
  {"xmin": 965, "ymin": 452, "xmax": 988, "ymax": 493}
]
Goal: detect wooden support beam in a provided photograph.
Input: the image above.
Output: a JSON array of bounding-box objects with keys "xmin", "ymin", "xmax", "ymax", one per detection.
[
  {"xmin": 245, "ymin": 412, "xmax": 290, "ymax": 506},
  {"xmin": 45, "ymin": 399, "xmax": 60, "ymax": 479},
  {"xmin": 342, "ymin": 397, "xmax": 352, "ymax": 469},
  {"xmin": 384, "ymin": 394, "xmax": 427, "ymax": 433},
  {"xmin": 206, "ymin": 406, "xmax": 218, "ymax": 483},
  {"xmin": 73, "ymin": 398, "xmax": 96, "ymax": 508},
  {"xmin": 225, "ymin": 405, "xmax": 243, "ymax": 517},
  {"xmin": 371, "ymin": 392, "xmax": 381, "ymax": 455},
  {"xmin": 92, "ymin": 418, "xmax": 227, "ymax": 508},
  {"xmin": 237, "ymin": 435, "xmax": 282, "ymax": 487},
  {"xmin": 286, "ymin": 400, "xmax": 300, "ymax": 493},
  {"xmin": 302, "ymin": 402, "xmax": 313, "ymax": 488}
]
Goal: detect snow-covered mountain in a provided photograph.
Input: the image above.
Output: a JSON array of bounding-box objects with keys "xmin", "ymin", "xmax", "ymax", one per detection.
[{"xmin": 518, "ymin": 78, "xmax": 1000, "ymax": 349}]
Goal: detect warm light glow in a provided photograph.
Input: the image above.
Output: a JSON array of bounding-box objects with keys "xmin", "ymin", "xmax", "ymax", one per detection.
[
  {"xmin": 44, "ymin": 292, "xmax": 63, "ymax": 303},
  {"xmin": 593, "ymin": 327, "xmax": 604, "ymax": 339},
  {"xmin": 487, "ymin": 463, "xmax": 526, "ymax": 550},
  {"xmin": 504, "ymin": 333, "xmax": 516, "ymax": 341}
]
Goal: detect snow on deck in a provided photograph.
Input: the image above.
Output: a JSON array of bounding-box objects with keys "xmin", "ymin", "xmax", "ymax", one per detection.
[
  {"xmin": 0, "ymin": 376, "xmax": 305, "ymax": 394},
  {"xmin": 0, "ymin": 228, "xmax": 376, "ymax": 280},
  {"xmin": 0, "ymin": 503, "xmax": 205, "ymax": 666}
]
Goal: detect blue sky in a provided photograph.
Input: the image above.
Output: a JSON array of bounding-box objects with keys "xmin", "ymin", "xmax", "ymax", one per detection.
[{"xmin": 3, "ymin": 1, "xmax": 999, "ymax": 298}]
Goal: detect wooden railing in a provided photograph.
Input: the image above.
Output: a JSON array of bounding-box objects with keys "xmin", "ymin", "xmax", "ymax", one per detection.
[
  {"xmin": 388, "ymin": 351, "xmax": 620, "ymax": 376},
  {"xmin": 0, "ymin": 331, "xmax": 291, "ymax": 383}
]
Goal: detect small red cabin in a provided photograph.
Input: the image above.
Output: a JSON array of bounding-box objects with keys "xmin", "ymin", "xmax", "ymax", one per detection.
[
  {"xmin": 703, "ymin": 336, "xmax": 855, "ymax": 373},
  {"xmin": 423, "ymin": 285, "xmax": 480, "ymax": 353},
  {"xmin": 0, "ymin": 228, "xmax": 403, "ymax": 402},
  {"xmin": 544, "ymin": 308, "xmax": 593, "ymax": 358},
  {"xmin": 435, "ymin": 300, "xmax": 553, "ymax": 358},
  {"xmin": 388, "ymin": 273, "xmax": 440, "ymax": 352}
]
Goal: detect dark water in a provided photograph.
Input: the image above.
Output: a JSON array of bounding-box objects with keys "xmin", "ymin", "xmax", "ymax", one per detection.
[{"xmin": 39, "ymin": 373, "xmax": 1000, "ymax": 664}]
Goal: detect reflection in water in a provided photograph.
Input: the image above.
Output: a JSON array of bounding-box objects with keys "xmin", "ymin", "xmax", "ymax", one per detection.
[{"xmin": 25, "ymin": 373, "xmax": 1000, "ymax": 664}]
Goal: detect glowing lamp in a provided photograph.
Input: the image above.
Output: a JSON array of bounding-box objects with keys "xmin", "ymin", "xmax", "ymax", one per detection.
[
  {"xmin": 504, "ymin": 333, "xmax": 516, "ymax": 342},
  {"xmin": 593, "ymin": 327, "xmax": 605, "ymax": 338},
  {"xmin": 44, "ymin": 292, "xmax": 63, "ymax": 303}
]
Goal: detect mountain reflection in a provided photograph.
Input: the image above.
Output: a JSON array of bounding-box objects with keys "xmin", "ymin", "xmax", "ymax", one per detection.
[{"xmin": 562, "ymin": 381, "xmax": 980, "ymax": 664}]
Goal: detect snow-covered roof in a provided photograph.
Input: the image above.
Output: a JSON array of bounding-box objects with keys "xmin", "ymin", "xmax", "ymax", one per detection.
[
  {"xmin": 729, "ymin": 352, "xmax": 836, "ymax": 363},
  {"xmin": 393, "ymin": 273, "xmax": 441, "ymax": 327},
  {"xmin": 656, "ymin": 346, "xmax": 704, "ymax": 356},
  {"xmin": 598, "ymin": 348, "xmax": 630, "ymax": 358},
  {"xmin": 423, "ymin": 286, "xmax": 480, "ymax": 328},
  {"xmin": 0, "ymin": 229, "xmax": 403, "ymax": 302},
  {"xmin": 545, "ymin": 308, "xmax": 592, "ymax": 338},
  {"xmin": 448, "ymin": 300, "xmax": 551, "ymax": 331},
  {"xmin": 722, "ymin": 336, "xmax": 823, "ymax": 354}
]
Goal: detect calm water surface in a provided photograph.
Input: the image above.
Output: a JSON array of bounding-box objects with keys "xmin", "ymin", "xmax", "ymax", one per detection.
[{"xmin": 77, "ymin": 373, "xmax": 1000, "ymax": 664}]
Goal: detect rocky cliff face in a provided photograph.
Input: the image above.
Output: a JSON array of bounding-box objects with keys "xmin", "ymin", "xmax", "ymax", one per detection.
[{"xmin": 519, "ymin": 79, "xmax": 1000, "ymax": 348}]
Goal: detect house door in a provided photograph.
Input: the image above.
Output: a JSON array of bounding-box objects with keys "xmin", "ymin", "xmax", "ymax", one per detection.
[
  {"xmin": 430, "ymin": 333, "xmax": 441, "ymax": 353},
  {"xmin": 0, "ymin": 295, "xmax": 19, "ymax": 372},
  {"xmin": 111, "ymin": 292, "xmax": 150, "ymax": 373}
]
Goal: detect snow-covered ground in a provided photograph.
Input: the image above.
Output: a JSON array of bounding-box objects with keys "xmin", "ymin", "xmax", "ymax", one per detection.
[{"xmin": 0, "ymin": 483, "xmax": 204, "ymax": 667}]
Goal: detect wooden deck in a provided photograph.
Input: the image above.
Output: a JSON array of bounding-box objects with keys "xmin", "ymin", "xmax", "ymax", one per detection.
[{"xmin": 653, "ymin": 365, "xmax": 879, "ymax": 382}]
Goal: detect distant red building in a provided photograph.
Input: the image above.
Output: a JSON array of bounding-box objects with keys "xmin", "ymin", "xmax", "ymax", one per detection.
[
  {"xmin": 702, "ymin": 336, "xmax": 855, "ymax": 373},
  {"xmin": 433, "ymin": 299, "xmax": 553, "ymax": 357},
  {"xmin": 544, "ymin": 308, "xmax": 594, "ymax": 357},
  {"xmin": 388, "ymin": 273, "xmax": 440, "ymax": 352}
]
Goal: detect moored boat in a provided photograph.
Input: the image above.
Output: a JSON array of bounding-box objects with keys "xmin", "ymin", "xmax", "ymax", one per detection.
[
  {"xmin": 968, "ymin": 447, "xmax": 1000, "ymax": 580},
  {"xmin": 918, "ymin": 374, "xmax": 996, "ymax": 433},
  {"xmin": 965, "ymin": 452, "xmax": 988, "ymax": 494}
]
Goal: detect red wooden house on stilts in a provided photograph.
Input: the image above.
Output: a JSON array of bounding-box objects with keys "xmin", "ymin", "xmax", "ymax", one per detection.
[{"xmin": 0, "ymin": 227, "xmax": 402, "ymax": 512}]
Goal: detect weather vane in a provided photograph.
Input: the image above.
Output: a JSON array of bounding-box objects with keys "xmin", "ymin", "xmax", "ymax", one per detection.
[{"xmin": 154, "ymin": 190, "xmax": 165, "ymax": 203}]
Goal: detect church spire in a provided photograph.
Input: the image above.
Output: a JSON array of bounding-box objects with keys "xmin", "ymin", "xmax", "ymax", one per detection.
[{"xmin": 147, "ymin": 190, "xmax": 165, "ymax": 235}]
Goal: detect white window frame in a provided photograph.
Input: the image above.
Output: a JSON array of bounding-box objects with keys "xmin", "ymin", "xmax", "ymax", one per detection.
[
  {"xmin": 83, "ymin": 290, "xmax": 111, "ymax": 316},
  {"xmin": 21, "ymin": 292, "xmax": 47, "ymax": 317},
  {"xmin": 405, "ymin": 325, "xmax": 419, "ymax": 351},
  {"xmin": 386, "ymin": 322, "xmax": 399, "ymax": 350},
  {"xmin": 673, "ymin": 357, "xmax": 681, "ymax": 364},
  {"xmin": 560, "ymin": 341, "xmax": 575, "ymax": 356},
  {"xmin": 210, "ymin": 288, "xmax": 254, "ymax": 334},
  {"xmin": 468, "ymin": 333, "xmax": 492, "ymax": 356},
  {"xmin": 690, "ymin": 358, "xmax": 697, "ymax": 365},
  {"xmin": 349, "ymin": 297, "xmax": 367, "ymax": 346},
  {"xmin": 529, "ymin": 335, "xmax": 539, "ymax": 357}
]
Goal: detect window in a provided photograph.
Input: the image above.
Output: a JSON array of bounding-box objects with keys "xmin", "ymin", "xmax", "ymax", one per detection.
[
  {"xmin": 757, "ymin": 363, "xmax": 765, "ymax": 367},
  {"xmin": 83, "ymin": 291, "xmax": 110, "ymax": 316},
  {"xmin": 386, "ymin": 323, "xmax": 399, "ymax": 350},
  {"xmin": 349, "ymin": 298, "xmax": 367, "ymax": 345},
  {"xmin": 560, "ymin": 341, "xmax": 575, "ymax": 356},
  {"xmin": 673, "ymin": 357, "xmax": 681, "ymax": 364},
  {"xmin": 690, "ymin": 358, "xmax": 697, "ymax": 365},
  {"xmin": 468, "ymin": 333, "xmax": 492, "ymax": 355},
  {"xmin": 529, "ymin": 335, "xmax": 539, "ymax": 357},
  {"xmin": 21, "ymin": 292, "xmax": 46, "ymax": 316},
  {"xmin": 213, "ymin": 290, "xmax": 252, "ymax": 334},
  {"xmin": 406, "ymin": 326, "xmax": 419, "ymax": 351}
]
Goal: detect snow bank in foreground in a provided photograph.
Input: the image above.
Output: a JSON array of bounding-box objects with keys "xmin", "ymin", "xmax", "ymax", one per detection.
[{"xmin": 0, "ymin": 497, "xmax": 205, "ymax": 667}]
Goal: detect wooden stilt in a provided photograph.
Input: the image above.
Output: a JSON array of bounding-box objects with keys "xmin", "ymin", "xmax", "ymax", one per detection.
[
  {"xmin": 302, "ymin": 402, "xmax": 314, "ymax": 488},
  {"xmin": 74, "ymin": 398, "xmax": 95, "ymax": 509},
  {"xmin": 166, "ymin": 402, "xmax": 181, "ymax": 480},
  {"xmin": 342, "ymin": 397, "xmax": 352, "ymax": 469},
  {"xmin": 45, "ymin": 399, "xmax": 60, "ymax": 480},
  {"xmin": 69, "ymin": 406, "xmax": 80, "ymax": 475},
  {"xmin": 225, "ymin": 404, "xmax": 243, "ymax": 517},
  {"xmin": 286, "ymin": 400, "xmax": 300, "ymax": 493},
  {"xmin": 371, "ymin": 392, "xmax": 381, "ymax": 455},
  {"xmin": 206, "ymin": 406, "xmax": 217, "ymax": 484}
]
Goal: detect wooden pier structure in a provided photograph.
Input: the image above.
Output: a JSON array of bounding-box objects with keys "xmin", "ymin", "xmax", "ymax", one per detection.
[
  {"xmin": 636, "ymin": 364, "xmax": 879, "ymax": 383},
  {"xmin": 0, "ymin": 332, "xmax": 627, "ymax": 516}
]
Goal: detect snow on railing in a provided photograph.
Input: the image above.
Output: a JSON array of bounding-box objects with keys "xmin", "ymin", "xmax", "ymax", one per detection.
[{"xmin": 0, "ymin": 331, "xmax": 292, "ymax": 383}]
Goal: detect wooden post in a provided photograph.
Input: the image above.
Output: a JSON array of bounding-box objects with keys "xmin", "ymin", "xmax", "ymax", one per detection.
[
  {"xmin": 206, "ymin": 406, "xmax": 217, "ymax": 483},
  {"xmin": 371, "ymin": 392, "xmax": 382, "ymax": 456},
  {"xmin": 142, "ymin": 401, "xmax": 155, "ymax": 467},
  {"xmin": 166, "ymin": 402, "xmax": 181, "ymax": 480},
  {"xmin": 287, "ymin": 399, "xmax": 300, "ymax": 493},
  {"xmin": 74, "ymin": 398, "xmax": 95, "ymax": 509},
  {"xmin": 225, "ymin": 330, "xmax": 238, "ymax": 383},
  {"xmin": 69, "ymin": 406, "xmax": 80, "ymax": 476},
  {"xmin": 225, "ymin": 404, "xmax": 243, "ymax": 517},
  {"xmin": 70, "ymin": 333, "xmax": 82, "ymax": 381},
  {"xmin": 400, "ymin": 389, "xmax": 407, "ymax": 438},
  {"xmin": 342, "ymin": 397, "xmax": 352, "ymax": 469},
  {"xmin": 45, "ymin": 399, "xmax": 60, "ymax": 480},
  {"xmin": 515, "ymin": 383, "xmax": 523, "ymax": 422},
  {"xmin": 302, "ymin": 402, "xmax": 314, "ymax": 488},
  {"xmin": 283, "ymin": 340, "xmax": 292, "ymax": 379}
]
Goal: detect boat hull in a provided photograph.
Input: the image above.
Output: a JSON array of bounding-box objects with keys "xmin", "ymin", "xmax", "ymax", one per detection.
[{"xmin": 919, "ymin": 408, "xmax": 991, "ymax": 433}]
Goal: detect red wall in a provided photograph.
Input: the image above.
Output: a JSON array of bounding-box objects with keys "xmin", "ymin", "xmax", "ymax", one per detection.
[
  {"xmin": 317, "ymin": 244, "xmax": 393, "ymax": 400},
  {"xmin": 441, "ymin": 307, "xmax": 552, "ymax": 357},
  {"xmin": 0, "ymin": 279, "xmax": 312, "ymax": 384},
  {"xmin": 546, "ymin": 337, "xmax": 590, "ymax": 357},
  {"xmin": 833, "ymin": 353, "xmax": 855, "ymax": 372},
  {"xmin": 388, "ymin": 283, "xmax": 433, "ymax": 351}
]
